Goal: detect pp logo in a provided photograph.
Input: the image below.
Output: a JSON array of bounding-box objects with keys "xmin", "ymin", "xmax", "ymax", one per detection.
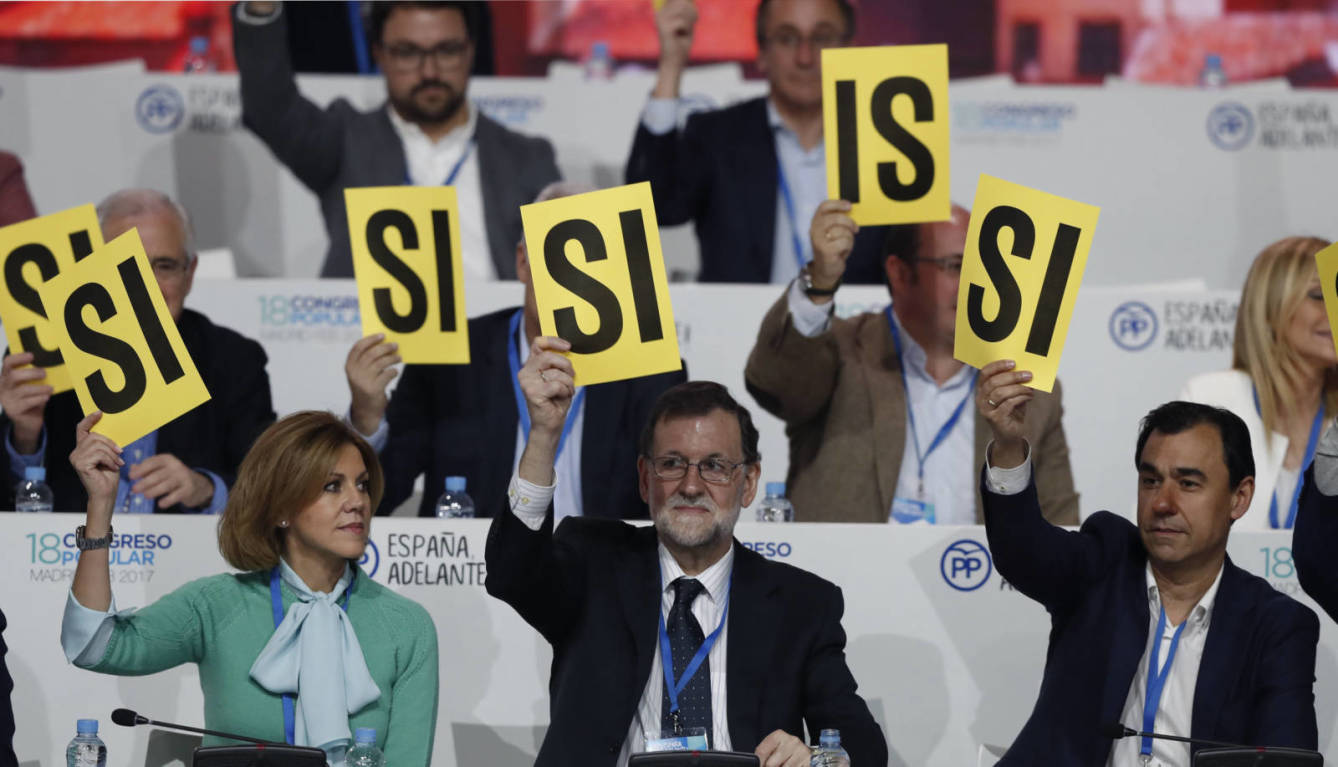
[
  {"xmin": 136, "ymin": 85, "xmax": 185, "ymax": 134},
  {"xmin": 1207, "ymin": 102, "xmax": 1254, "ymax": 151},
  {"xmin": 359, "ymin": 539, "xmax": 381, "ymax": 578},
  {"xmin": 1109, "ymin": 301, "xmax": 1158, "ymax": 351},
  {"xmin": 940, "ymin": 539, "xmax": 992, "ymax": 592}
]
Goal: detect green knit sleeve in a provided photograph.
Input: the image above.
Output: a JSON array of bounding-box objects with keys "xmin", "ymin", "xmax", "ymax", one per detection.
[
  {"xmin": 89, "ymin": 575, "xmax": 230, "ymax": 676},
  {"xmin": 379, "ymin": 599, "xmax": 439, "ymax": 767}
]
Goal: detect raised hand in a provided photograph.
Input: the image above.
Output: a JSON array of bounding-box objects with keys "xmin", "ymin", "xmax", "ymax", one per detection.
[
  {"xmin": 0, "ymin": 351, "xmax": 53, "ymax": 454},
  {"xmin": 345, "ymin": 333, "xmax": 401, "ymax": 436},
  {"xmin": 976, "ymin": 359, "xmax": 1033, "ymax": 468}
]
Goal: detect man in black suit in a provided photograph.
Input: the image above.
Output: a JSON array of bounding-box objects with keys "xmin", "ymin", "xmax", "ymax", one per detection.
[
  {"xmin": 976, "ymin": 360, "xmax": 1318, "ymax": 766},
  {"xmin": 1295, "ymin": 421, "xmax": 1338, "ymax": 622},
  {"xmin": 0, "ymin": 190, "xmax": 275, "ymax": 513},
  {"xmin": 234, "ymin": 1, "xmax": 560, "ymax": 277},
  {"xmin": 345, "ymin": 182, "xmax": 686, "ymax": 518},
  {"xmin": 626, "ymin": 0, "xmax": 885, "ymax": 284},
  {"xmin": 486, "ymin": 367, "xmax": 886, "ymax": 766}
]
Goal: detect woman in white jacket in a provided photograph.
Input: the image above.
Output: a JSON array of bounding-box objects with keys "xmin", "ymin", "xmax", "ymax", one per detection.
[{"xmin": 1180, "ymin": 236, "xmax": 1336, "ymax": 531}]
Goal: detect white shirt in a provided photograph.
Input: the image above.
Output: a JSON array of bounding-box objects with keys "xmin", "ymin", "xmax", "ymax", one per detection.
[
  {"xmin": 508, "ymin": 475, "xmax": 733, "ymax": 766},
  {"xmin": 386, "ymin": 103, "xmax": 495, "ymax": 281},
  {"xmin": 510, "ymin": 319, "xmax": 585, "ymax": 522},
  {"xmin": 787, "ymin": 284, "xmax": 978, "ymax": 524}
]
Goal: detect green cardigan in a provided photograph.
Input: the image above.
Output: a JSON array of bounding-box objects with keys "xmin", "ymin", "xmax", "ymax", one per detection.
[{"xmin": 80, "ymin": 567, "xmax": 438, "ymax": 765}]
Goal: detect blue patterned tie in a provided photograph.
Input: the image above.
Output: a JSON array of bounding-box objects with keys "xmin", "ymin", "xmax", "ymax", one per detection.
[{"xmin": 661, "ymin": 577, "xmax": 712, "ymax": 742}]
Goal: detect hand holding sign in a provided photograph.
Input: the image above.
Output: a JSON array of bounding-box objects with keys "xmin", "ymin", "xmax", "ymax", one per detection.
[
  {"xmin": 521, "ymin": 182, "xmax": 682, "ymax": 387},
  {"xmin": 346, "ymin": 185, "xmax": 469, "ymax": 365},
  {"xmin": 976, "ymin": 359, "xmax": 1033, "ymax": 469},
  {"xmin": 954, "ymin": 175, "xmax": 1100, "ymax": 392},
  {"xmin": 0, "ymin": 351, "xmax": 53, "ymax": 453},
  {"xmin": 822, "ymin": 44, "xmax": 949, "ymax": 226},
  {"xmin": 37, "ymin": 229, "xmax": 210, "ymax": 447}
]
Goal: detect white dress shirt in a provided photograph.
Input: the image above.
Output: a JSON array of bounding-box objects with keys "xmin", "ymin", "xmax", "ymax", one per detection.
[
  {"xmin": 787, "ymin": 285, "xmax": 977, "ymax": 523},
  {"xmin": 508, "ymin": 474, "xmax": 733, "ymax": 765},
  {"xmin": 386, "ymin": 102, "xmax": 495, "ymax": 280}
]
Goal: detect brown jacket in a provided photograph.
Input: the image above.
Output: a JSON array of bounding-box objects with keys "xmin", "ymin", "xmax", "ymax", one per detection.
[{"xmin": 745, "ymin": 293, "xmax": 1079, "ymax": 524}]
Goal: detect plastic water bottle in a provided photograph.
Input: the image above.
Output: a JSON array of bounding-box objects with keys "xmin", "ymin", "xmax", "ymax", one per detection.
[
  {"xmin": 755, "ymin": 482, "xmax": 794, "ymax": 522},
  {"xmin": 183, "ymin": 35, "xmax": 218, "ymax": 73},
  {"xmin": 809, "ymin": 728, "xmax": 850, "ymax": 767},
  {"xmin": 1199, "ymin": 53, "xmax": 1227, "ymax": 87},
  {"xmin": 583, "ymin": 40, "xmax": 614, "ymax": 80},
  {"xmin": 66, "ymin": 719, "xmax": 106, "ymax": 767},
  {"xmin": 16, "ymin": 465, "xmax": 54, "ymax": 512},
  {"xmin": 347, "ymin": 727, "xmax": 384, "ymax": 767},
  {"xmin": 435, "ymin": 476, "xmax": 475, "ymax": 519}
]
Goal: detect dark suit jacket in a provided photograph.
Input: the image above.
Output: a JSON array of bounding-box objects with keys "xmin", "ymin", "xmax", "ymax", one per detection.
[
  {"xmin": 379, "ymin": 306, "xmax": 686, "ymax": 518},
  {"xmin": 626, "ymin": 96, "xmax": 887, "ymax": 284},
  {"xmin": 1295, "ymin": 465, "xmax": 1338, "ymax": 622},
  {"xmin": 0, "ymin": 607, "xmax": 14, "ymax": 767},
  {"xmin": 746, "ymin": 294, "xmax": 1079, "ymax": 523},
  {"xmin": 485, "ymin": 510, "xmax": 887, "ymax": 767},
  {"xmin": 983, "ymin": 474, "xmax": 1319, "ymax": 765},
  {"xmin": 1, "ymin": 309, "xmax": 275, "ymax": 513},
  {"xmin": 233, "ymin": 6, "xmax": 560, "ymax": 277}
]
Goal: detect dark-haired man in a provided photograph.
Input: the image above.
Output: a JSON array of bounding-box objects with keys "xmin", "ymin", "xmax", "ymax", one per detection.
[
  {"xmin": 745, "ymin": 200, "xmax": 1078, "ymax": 524},
  {"xmin": 234, "ymin": 1, "xmax": 559, "ymax": 277},
  {"xmin": 626, "ymin": 0, "xmax": 888, "ymax": 284},
  {"xmin": 978, "ymin": 363, "xmax": 1319, "ymax": 766},
  {"xmin": 486, "ymin": 373, "xmax": 886, "ymax": 767}
]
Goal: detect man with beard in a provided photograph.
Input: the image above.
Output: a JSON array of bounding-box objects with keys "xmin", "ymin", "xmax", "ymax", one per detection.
[
  {"xmin": 234, "ymin": 1, "xmax": 559, "ymax": 277},
  {"xmin": 745, "ymin": 201, "xmax": 1079, "ymax": 524},
  {"xmin": 486, "ymin": 369, "xmax": 886, "ymax": 767}
]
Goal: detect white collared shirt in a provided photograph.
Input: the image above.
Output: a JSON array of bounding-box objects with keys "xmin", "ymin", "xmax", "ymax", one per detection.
[
  {"xmin": 1108, "ymin": 564, "xmax": 1224, "ymax": 767},
  {"xmin": 385, "ymin": 102, "xmax": 495, "ymax": 280}
]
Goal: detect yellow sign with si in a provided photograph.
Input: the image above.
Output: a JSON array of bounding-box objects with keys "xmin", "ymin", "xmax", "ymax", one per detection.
[
  {"xmin": 0, "ymin": 204, "xmax": 104, "ymax": 394},
  {"xmin": 36, "ymin": 229, "xmax": 210, "ymax": 446},
  {"xmin": 821, "ymin": 44, "xmax": 950, "ymax": 226},
  {"xmin": 346, "ymin": 185, "xmax": 470, "ymax": 364},
  {"xmin": 520, "ymin": 182, "xmax": 682, "ymax": 386},
  {"xmin": 953, "ymin": 175, "xmax": 1101, "ymax": 393},
  {"xmin": 1314, "ymin": 242, "xmax": 1338, "ymax": 360}
]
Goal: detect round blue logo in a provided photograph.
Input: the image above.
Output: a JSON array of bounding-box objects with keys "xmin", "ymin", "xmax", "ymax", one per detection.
[
  {"xmin": 1109, "ymin": 301, "xmax": 1158, "ymax": 351},
  {"xmin": 359, "ymin": 539, "xmax": 380, "ymax": 578},
  {"xmin": 940, "ymin": 539, "xmax": 992, "ymax": 592},
  {"xmin": 1207, "ymin": 102, "xmax": 1254, "ymax": 151},
  {"xmin": 136, "ymin": 85, "xmax": 185, "ymax": 134}
]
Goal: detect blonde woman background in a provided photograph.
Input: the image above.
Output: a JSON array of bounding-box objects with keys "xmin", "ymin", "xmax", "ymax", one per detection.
[{"xmin": 1180, "ymin": 236, "xmax": 1337, "ymax": 531}]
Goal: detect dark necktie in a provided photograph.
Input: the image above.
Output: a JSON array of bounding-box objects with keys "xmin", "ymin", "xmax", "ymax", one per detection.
[{"xmin": 660, "ymin": 576, "xmax": 712, "ymax": 742}]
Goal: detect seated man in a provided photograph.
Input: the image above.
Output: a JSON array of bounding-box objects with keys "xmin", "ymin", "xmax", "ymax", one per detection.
[
  {"xmin": 486, "ymin": 369, "xmax": 887, "ymax": 766},
  {"xmin": 0, "ymin": 190, "xmax": 276, "ymax": 513},
  {"xmin": 345, "ymin": 182, "xmax": 686, "ymax": 518},
  {"xmin": 746, "ymin": 200, "xmax": 1078, "ymax": 524},
  {"xmin": 1295, "ymin": 420, "xmax": 1338, "ymax": 622},
  {"xmin": 978, "ymin": 359, "xmax": 1318, "ymax": 765}
]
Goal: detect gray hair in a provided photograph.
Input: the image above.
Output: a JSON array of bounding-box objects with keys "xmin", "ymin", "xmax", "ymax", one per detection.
[{"xmin": 95, "ymin": 189, "xmax": 197, "ymax": 263}]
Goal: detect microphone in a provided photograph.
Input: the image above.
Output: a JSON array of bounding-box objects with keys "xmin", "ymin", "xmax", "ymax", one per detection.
[
  {"xmin": 111, "ymin": 708, "xmax": 280, "ymax": 746},
  {"xmin": 1101, "ymin": 722, "xmax": 1317, "ymax": 754}
]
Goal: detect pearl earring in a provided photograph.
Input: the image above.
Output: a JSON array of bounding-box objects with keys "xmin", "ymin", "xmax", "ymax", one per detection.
[{"xmin": 279, "ymin": 520, "xmax": 289, "ymax": 528}]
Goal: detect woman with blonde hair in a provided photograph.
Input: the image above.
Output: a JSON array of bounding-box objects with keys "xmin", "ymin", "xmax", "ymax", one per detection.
[
  {"xmin": 60, "ymin": 410, "xmax": 438, "ymax": 765},
  {"xmin": 1180, "ymin": 236, "xmax": 1337, "ymax": 530}
]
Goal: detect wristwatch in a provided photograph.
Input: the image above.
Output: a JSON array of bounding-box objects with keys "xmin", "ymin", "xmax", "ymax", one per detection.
[
  {"xmin": 75, "ymin": 524, "xmax": 114, "ymax": 551},
  {"xmin": 801, "ymin": 267, "xmax": 841, "ymax": 298}
]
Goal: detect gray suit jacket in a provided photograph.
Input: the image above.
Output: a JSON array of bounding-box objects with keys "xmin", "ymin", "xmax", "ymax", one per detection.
[
  {"xmin": 745, "ymin": 293, "xmax": 1080, "ymax": 524},
  {"xmin": 233, "ymin": 7, "xmax": 560, "ymax": 277}
]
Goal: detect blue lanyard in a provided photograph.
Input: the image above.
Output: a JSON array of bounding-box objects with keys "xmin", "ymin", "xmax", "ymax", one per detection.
[
  {"xmin": 1141, "ymin": 606, "xmax": 1188, "ymax": 757},
  {"xmin": 403, "ymin": 139, "xmax": 475, "ymax": 186},
  {"xmin": 1251, "ymin": 386, "xmax": 1323, "ymax": 529},
  {"xmin": 885, "ymin": 307, "xmax": 978, "ymax": 494},
  {"xmin": 656, "ymin": 567, "xmax": 731, "ymax": 735},
  {"xmin": 775, "ymin": 157, "xmax": 809, "ymax": 274},
  {"xmin": 269, "ymin": 566, "xmax": 354, "ymax": 746},
  {"xmin": 507, "ymin": 310, "xmax": 586, "ymax": 459}
]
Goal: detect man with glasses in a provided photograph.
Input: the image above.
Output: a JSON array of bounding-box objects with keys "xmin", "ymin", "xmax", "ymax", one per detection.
[
  {"xmin": 745, "ymin": 202, "xmax": 1079, "ymax": 524},
  {"xmin": 234, "ymin": 1, "xmax": 559, "ymax": 277},
  {"xmin": 0, "ymin": 189, "xmax": 275, "ymax": 513},
  {"xmin": 487, "ymin": 373, "xmax": 886, "ymax": 767},
  {"xmin": 626, "ymin": 0, "xmax": 886, "ymax": 284}
]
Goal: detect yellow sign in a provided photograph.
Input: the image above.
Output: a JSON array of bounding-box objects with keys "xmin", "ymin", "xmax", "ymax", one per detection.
[
  {"xmin": 346, "ymin": 186, "xmax": 469, "ymax": 364},
  {"xmin": 520, "ymin": 182, "xmax": 682, "ymax": 386},
  {"xmin": 36, "ymin": 229, "xmax": 210, "ymax": 446},
  {"xmin": 0, "ymin": 204, "xmax": 104, "ymax": 394},
  {"xmin": 1315, "ymin": 242, "xmax": 1338, "ymax": 360},
  {"xmin": 822, "ymin": 44, "xmax": 950, "ymax": 226},
  {"xmin": 953, "ymin": 175, "xmax": 1100, "ymax": 392}
]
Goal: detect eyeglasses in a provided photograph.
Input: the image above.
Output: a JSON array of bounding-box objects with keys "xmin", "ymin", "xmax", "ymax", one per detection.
[
  {"xmin": 384, "ymin": 41, "xmax": 471, "ymax": 71},
  {"xmin": 646, "ymin": 455, "xmax": 748, "ymax": 485},
  {"xmin": 907, "ymin": 255, "xmax": 964, "ymax": 277},
  {"xmin": 761, "ymin": 28, "xmax": 847, "ymax": 52},
  {"xmin": 150, "ymin": 257, "xmax": 190, "ymax": 279}
]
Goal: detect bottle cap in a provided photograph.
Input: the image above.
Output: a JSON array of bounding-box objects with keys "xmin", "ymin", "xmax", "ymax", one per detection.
[
  {"xmin": 445, "ymin": 476, "xmax": 466, "ymax": 492},
  {"xmin": 76, "ymin": 719, "xmax": 98, "ymax": 735},
  {"xmin": 354, "ymin": 727, "xmax": 376, "ymax": 744},
  {"xmin": 765, "ymin": 482, "xmax": 785, "ymax": 497},
  {"xmin": 592, "ymin": 41, "xmax": 610, "ymax": 57},
  {"xmin": 1205, "ymin": 52, "xmax": 1222, "ymax": 67},
  {"xmin": 190, "ymin": 35, "xmax": 209, "ymax": 54},
  {"xmin": 819, "ymin": 728, "xmax": 840, "ymax": 746},
  {"xmin": 24, "ymin": 466, "xmax": 46, "ymax": 481}
]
